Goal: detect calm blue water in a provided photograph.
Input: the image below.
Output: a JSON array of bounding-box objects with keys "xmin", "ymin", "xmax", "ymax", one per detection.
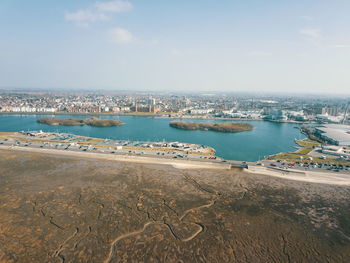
[{"xmin": 0, "ymin": 115, "xmax": 305, "ymax": 161}]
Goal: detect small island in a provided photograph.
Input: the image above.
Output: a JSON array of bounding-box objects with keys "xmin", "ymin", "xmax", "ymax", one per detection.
[
  {"xmin": 37, "ymin": 118, "xmax": 123, "ymax": 127},
  {"xmin": 169, "ymin": 121, "xmax": 253, "ymax": 133}
]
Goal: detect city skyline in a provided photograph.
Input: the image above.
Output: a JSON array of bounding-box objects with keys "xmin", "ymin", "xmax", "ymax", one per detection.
[{"xmin": 1, "ymin": 0, "xmax": 350, "ymax": 94}]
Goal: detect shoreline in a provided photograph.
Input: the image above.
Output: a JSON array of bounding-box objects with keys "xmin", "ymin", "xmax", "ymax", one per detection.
[
  {"xmin": 0, "ymin": 145, "xmax": 230, "ymax": 170},
  {"xmin": 1, "ymin": 145, "xmax": 350, "ymax": 185},
  {"xmin": 0, "ymin": 111, "xmax": 262, "ymax": 121},
  {"xmin": 0, "ymin": 112, "xmax": 311, "ymax": 123}
]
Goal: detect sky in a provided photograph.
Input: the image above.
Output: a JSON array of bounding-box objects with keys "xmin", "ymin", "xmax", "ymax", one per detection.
[{"xmin": 0, "ymin": 0, "xmax": 350, "ymax": 94}]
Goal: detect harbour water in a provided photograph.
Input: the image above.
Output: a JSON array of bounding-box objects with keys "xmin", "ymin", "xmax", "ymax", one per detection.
[{"xmin": 0, "ymin": 115, "xmax": 305, "ymax": 161}]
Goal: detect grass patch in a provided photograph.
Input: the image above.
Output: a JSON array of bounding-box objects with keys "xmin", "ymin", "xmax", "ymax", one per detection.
[
  {"xmin": 270, "ymin": 152, "xmax": 350, "ymax": 165},
  {"xmin": 296, "ymin": 148, "xmax": 313, "ymax": 155},
  {"xmin": 295, "ymin": 138, "xmax": 319, "ymax": 148}
]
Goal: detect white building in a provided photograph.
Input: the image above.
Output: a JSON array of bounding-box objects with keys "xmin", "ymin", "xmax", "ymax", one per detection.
[
  {"xmin": 315, "ymin": 124, "xmax": 350, "ymax": 146},
  {"xmin": 288, "ymin": 110, "xmax": 307, "ymax": 121},
  {"xmin": 189, "ymin": 109, "xmax": 214, "ymax": 115},
  {"xmin": 316, "ymin": 114, "xmax": 343, "ymax": 123},
  {"xmin": 263, "ymin": 109, "xmax": 287, "ymax": 121}
]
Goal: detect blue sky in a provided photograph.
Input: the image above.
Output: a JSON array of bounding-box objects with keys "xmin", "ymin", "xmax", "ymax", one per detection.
[{"xmin": 0, "ymin": 0, "xmax": 350, "ymax": 93}]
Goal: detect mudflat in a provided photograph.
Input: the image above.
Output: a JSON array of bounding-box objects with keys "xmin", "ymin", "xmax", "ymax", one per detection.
[{"xmin": 0, "ymin": 149, "xmax": 350, "ymax": 263}]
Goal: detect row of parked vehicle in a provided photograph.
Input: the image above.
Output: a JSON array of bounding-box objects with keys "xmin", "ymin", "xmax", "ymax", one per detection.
[{"xmin": 271, "ymin": 160, "xmax": 350, "ymax": 172}]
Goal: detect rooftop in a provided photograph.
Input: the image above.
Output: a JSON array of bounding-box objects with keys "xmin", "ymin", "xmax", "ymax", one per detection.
[{"xmin": 316, "ymin": 124, "xmax": 350, "ymax": 144}]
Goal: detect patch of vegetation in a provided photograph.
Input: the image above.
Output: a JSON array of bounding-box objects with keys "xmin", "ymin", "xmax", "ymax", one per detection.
[
  {"xmin": 296, "ymin": 147, "xmax": 313, "ymax": 155},
  {"xmin": 301, "ymin": 126, "xmax": 324, "ymax": 143},
  {"xmin": 269, "ymin": 138, "xmax": 324, "ymax": 162},
  {"xmin": 295, "ymin": 138, "xmax": 319, "ymax": 148},
  {"xmin": 269, "ymin": 152, "xmax": 350, "ymax": 165},
  {"xmin": 169, "ymin": 121, "xmax": 253, "ymax": 133},
  {"xmin": 37, "ymin": 118, "xmax": 123, "ymax": 127}
]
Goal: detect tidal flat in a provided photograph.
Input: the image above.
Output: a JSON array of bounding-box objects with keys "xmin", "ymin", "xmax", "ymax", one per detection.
[{"xmin": 0, "ymin": 149, "xmax": 349, "ymax": 263}]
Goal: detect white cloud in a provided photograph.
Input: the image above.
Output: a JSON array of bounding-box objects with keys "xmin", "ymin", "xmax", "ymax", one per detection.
[
  {"xmin": 95, "ymin": 0, "xmax": 133, "ymax": 13},
  {"xmin": 110, "ymin": 28, "xmax": 134, "ymax": 44},
  {"xmin": 65, "ymin": 1, "xmax": 132, "ymax": 27},
  {"xmin": 299, "ymin": 28, "xmax": 322, "ymax": 39},
  {"xmin": 65, "ymin": 10, "xmax": 109, "ymax": 26}
]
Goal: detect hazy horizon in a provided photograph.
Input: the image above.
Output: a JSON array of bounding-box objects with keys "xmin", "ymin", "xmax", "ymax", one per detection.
[{"xmin": 1, "ymin": 0, "xmax": 350, "ymax": 94}]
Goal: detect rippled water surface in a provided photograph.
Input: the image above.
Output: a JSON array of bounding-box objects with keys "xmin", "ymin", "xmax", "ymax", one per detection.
[{"xmin": 0, "ymin": 115, "xmax": 305, "ymax": 161}]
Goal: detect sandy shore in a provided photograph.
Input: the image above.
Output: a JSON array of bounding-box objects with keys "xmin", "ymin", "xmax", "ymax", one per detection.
[
  {"xmin": 246, "ymin": 166, "xmax": 350, "ymax": 186},
  {"xmin": 0, "ymin": 145, "xmax": 230, "ymax": 170}
]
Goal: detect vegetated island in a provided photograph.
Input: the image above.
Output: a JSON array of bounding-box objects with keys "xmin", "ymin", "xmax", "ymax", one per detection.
[
  {"xmin": 37, "ymin": 117, "xmax": 123, "ymax": 127},
  {"xmin": 169, "ymin": 121, "xmax": 253, "ymax": 133}
]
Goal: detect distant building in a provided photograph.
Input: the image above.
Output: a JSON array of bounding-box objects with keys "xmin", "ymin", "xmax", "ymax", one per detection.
[
  {"xmin": 147, "ymin": 98, "xmax": 156, "ymax": 106},
  {"xmin": 287, "ymin": 110, "xmax": 307, "ymax": 121},
  {"xmin": 0, "ymin": 106, "xmax": 57, "ymax": 113},
  {"xmin": 112, "ymin": 107, "xmax": 120, "ymax": 112},
  {"xmin": 316, "ymin": 114, "xmax": 343, "ymax": 123},
  {"xmin": 183, "ymin": 97, "xmax": 191, "ymax": 106},
  {"xmin": 220, "ymin": 110, "xmax": 261, "ymax": 119},
  {"xmin": 263, "ymin": 109, "xmax": 287, "ymax": 121},
  {"xmin": 321, "ymin": 107, "xmax": 328, "ymax": 115},
  {"xmin": 322, "ymin": 107, "xmax": 339, "ymax": 116},
  {"xmin": 189, "ymin": 109, "xmax": 214, "ymax": 115},
  {"xmin": 315, "ymin": 124, "xmax": 350, "ymax": 146},
  {"xmin": 119, "ymin": 107, "xmax": 130, "ymax": 112}
]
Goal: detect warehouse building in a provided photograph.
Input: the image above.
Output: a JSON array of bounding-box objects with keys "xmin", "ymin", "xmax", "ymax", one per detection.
[{"xmin": 315, "ymin": 124, "xmax": 350, "ymax": 146}]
